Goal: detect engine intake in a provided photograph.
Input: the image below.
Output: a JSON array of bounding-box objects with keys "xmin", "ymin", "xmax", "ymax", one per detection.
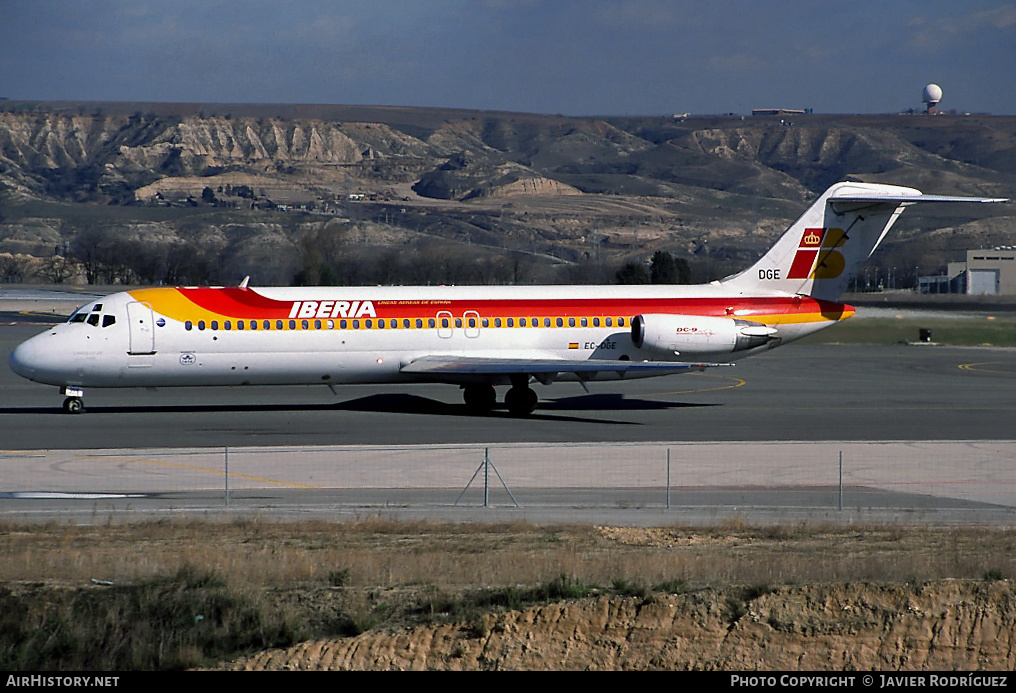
[{"xmin": 631, "ymin": 314, "xmax": 777, "ymax": 356}]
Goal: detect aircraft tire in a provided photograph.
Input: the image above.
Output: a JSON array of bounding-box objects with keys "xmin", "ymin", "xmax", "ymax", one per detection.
[
  {"xmin": 63, "ymin": 397, "xmax": 84, "ymax": 414},
  {"xmin": 463, "ymin": 384, "xmax": 497, "ymax": 411},
  {"xmin": 505, "ymin": 386, "xmax": 538, "ymax": 416}
]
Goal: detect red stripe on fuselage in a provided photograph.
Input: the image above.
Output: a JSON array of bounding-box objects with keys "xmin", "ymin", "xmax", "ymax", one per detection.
[
  {"xmin": 178, "ymin": 288, "xmax": 294, "ymax": 318},
  {"xmin": 169, "ymin": 289, "xmax": 848, "ymax": 322}
]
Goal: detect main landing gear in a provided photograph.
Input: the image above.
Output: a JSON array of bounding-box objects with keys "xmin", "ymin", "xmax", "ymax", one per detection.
[
  {"xmin": 503, "ymin": 385, "xmax": 538, "ymax": 416},
  {"xmin": 61, "ymin": 387, "xmax": 84, "ymax": 414},
  {"xmin": 462, "ymin": 384, "xmax": 497, "ymax": 411},
  {"xmin": 461, "ymin": 378, "xmax": 539, "ymax": 417}
]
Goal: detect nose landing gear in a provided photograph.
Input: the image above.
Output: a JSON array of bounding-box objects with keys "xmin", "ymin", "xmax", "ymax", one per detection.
[{"xmin": 60, "ymin": 387, "xmax": 85, "ymax": 414}]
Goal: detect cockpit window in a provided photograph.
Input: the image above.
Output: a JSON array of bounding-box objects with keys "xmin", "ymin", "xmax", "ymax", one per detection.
[
  {"xmin": 87, "ymin": 314, "xmax": 100, "ymax": 326},
  {"xmin": 102, "ymin": 315, "xmax": 116, "ymax": 328},
  {"xmin": 92, "ymin": 304, "xmax": 103, "ymax": 312},
  {"xmin": 69, "ymin": 312, "xmax": 88, "ymax": 323}
]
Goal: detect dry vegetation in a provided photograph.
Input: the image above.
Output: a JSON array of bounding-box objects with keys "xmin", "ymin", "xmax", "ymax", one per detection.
[{"xmin": 2, "ymin": 518, "xmax": 1014, "ymax": 670}]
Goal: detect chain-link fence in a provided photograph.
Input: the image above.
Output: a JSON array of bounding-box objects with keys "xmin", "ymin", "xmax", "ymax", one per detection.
[{"xmin": 2, "ymin": 441, "xmax": 1014, "ymax": 524}]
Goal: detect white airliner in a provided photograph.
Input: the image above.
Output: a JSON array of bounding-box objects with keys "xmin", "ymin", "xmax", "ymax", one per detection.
[{"xmin": 8, "ymin": 182, "xmax": 1006, "ymax": 415}]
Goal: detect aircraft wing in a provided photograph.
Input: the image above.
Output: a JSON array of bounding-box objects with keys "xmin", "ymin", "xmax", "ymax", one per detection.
[{"xmin": 400, "ymin": 354, "xmax": 730, "ymax": 385}]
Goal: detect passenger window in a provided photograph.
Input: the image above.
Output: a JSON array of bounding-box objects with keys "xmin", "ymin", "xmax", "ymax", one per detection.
[
  {"xmin": 429, "ymin": 318, "xmax": 435, "ymax": 328},
  {"xmin": 276, "ymin": 320, "xmax": 284, "ymax": 330},
  {"xmin": 482, "ymin": 318, "xmax": 489, "ymax": 327},
  {"xmin": 618, "ymin": 317, "xmax": 626, "ymax": 327},
  {"xmin": 468, "ymin": 318, "xmax": 476, "ymax": 328},
  {"xmin": 415, "ymin": 319, "xmax": 422, "ymax": 328},
  {"xmin": 544, "ymin": 317, "xmax": 551, "ymax": 327},
  {"xmin": 580, "ymin": 317, "xmax": 587, "ymax": 327},
  {"xmin": 314, "ymin": 320, "xmax": 322, "ymax": 329},
  {"xmin": 288, "ymin": 320, "xmax": 296, "ymax": 330},
  {"xmin": 605, "ymin": 317, "xmax": 612, "ymax": 327},
  {"xmin": 557, "ymin": 317, "xmax": 564, "ymax": 327},
  {"xmin": 327, "ymin": 320, "xmax": 334, "ymax": 329},
  {"xmin": 302, "ymin": 320, "xmax": 309, "ymax": 329},
  {"xmin": 377, "ymin": 319, "xmax": 384, "ymax": 329},
  {"xmin": 455, "ymin": 318, "xmax": 462, "ymax": 328},
  {"xmin": 185, "ymin": 321, "xmax": 193, "ymax": 330},
  {"xmin": 403, "ymin": 319, "xmax": 410, "ymax": 329},
  {"xmin": 211, "ymin": 320, "xmax": 219, "ymax": 330},
  {"xmin": 224, "ymin": 320, "xmax": 231, "ymax": 330},
  {"xmin": 102, "ymin": 315, "xmax": 116, "ymax": 328},
  {"xmin": 507, "ymin": 318, "xmax": 514, "ymax": 327},
  {"xmin": 198, "ymin": 321, "xmax": 206, "ymax": 330},
  {"xmin": 365, "ymin": 319, "xmax": 373, "ymax": 329},
  {"xmin": 519, "ymin": 318, "xmax": 526, "ymax": 327},
  {"xmin": 352, "ymin": 319, "xmax": 360, "ymax": 329},
  {"xmin": 593, "ymin": 317, "xmax": 600, "ymax": 327},
  {"xmin": 340, "ymin": 319, "xmax": 348, "ymax": 329},
  {"xmin": 237, "ymin": 320, "xmax": 244, "ymax": 330},
  {"xmin": 441, "ymin": 318, "xmax": 449, "ymax": 328},
  {"xmin": 494, "ymin": 318, "xmax": 502, "ymax": 327}
]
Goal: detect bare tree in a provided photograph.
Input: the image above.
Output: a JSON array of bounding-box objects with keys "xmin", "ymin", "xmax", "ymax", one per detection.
[{"xmin": 37, "ymin": 256, "xmax": 80, "ymax": 284}]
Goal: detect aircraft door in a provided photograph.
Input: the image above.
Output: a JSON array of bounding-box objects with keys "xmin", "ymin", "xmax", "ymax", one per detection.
[
  {"xmin": 436, "ymin": 310, "xmax": 453, "ymax": 339},
  {"xmin": 463, "ymin": 310, "xmax": 480, "ymax": 338},
  {"xmin": 126, "ymin": 301, "xmax": 156, "ymax": 355}
]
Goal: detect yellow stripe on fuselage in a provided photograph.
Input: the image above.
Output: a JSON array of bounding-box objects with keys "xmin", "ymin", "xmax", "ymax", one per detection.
[{"xmin": 127, "ymin": 288, "xmax": 228, "ymax": 324}]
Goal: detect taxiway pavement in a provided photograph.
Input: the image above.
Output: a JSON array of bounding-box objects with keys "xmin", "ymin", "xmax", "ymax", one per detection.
[{"xmin": 2, "ymin": 324, "xmax": 1015, "ymax": 449}]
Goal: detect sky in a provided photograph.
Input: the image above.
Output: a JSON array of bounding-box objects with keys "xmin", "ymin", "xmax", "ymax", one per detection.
[{"xmin": 2, "ymin": 0, "xmax": 1015, "ymax": 116}]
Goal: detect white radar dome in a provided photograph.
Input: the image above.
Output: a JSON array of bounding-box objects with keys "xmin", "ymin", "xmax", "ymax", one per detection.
[{"xmin": 923, "ymin": 83, "xmax": 942, "ymax": 104}]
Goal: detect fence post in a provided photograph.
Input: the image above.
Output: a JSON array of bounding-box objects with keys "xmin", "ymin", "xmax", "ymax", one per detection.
[
  {"xmin": 838, "ymin": 450, "xmax": 843, "ymax": 511},
  {"xmin": 666, "ymin": 448, "xmax": 671, "ymax": 509},
  {"xmin": 225, "ymin": 446, "xmax": 230, "ymax": 509},
  {"xmin": 484, "ymin": 447, "xmax": 490, "ymax": 508}
]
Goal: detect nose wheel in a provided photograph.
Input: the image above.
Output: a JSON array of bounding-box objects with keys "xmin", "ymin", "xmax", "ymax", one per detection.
[
  {"xmin": 60, "ymin": 387, "xmax": 85, "ymax": 414},
  {"xmin": 62, "ymin": 396, "xmax": 84, "ymax": 414}
]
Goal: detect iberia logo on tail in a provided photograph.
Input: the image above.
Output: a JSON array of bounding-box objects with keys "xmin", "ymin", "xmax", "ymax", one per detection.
[{"xmin": 786, "ymin": 228, "xmax": 847, "ymax": 279}]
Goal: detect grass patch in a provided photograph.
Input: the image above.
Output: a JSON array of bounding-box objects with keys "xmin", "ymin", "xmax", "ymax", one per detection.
[
  {"xmin": 0, "ymin": 565, "xmax": 306, "ymax": 671},
  {"xmin": 798, "ymin": 316, "xmax": 1016, "ymax": 347}
]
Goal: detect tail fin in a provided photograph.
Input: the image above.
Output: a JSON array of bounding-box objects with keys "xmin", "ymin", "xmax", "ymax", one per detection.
[{"xmin": 720, "ymin": 182, "xmax": 1006, "ymax": 302}]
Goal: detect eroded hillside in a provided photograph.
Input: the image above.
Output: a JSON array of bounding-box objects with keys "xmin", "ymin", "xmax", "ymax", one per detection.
[
  {"xmin": 223, "ymin": 581, "xmax": 1016, "ymax": 671},
  {"xmin": 1, "ymin": 104, "xmax": 1014, "ymax": 286}
]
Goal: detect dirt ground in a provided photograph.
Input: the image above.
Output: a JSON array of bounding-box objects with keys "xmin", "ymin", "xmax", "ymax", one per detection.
[
  {"xmin": 222, "ymin": 579, "xmax": 1016, "ymax": 671},
  {"xmin": 4, "ymin": 520, "xmax": 1015, "ymax": 671}
]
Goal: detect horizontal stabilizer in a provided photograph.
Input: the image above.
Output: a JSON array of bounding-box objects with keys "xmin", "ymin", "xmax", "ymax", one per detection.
[{"xmin": 829, "ymin": 191, "xmax": 1008, "ymax": 207}]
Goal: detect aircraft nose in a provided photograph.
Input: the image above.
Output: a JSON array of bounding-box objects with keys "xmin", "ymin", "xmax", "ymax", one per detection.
[
  {"xmin": 9, "ymin": 333, "xmax": 61, "ymax": 383},
  {"xmin": 9, "ymin": 338, "xmax": 41, "ymax": 379}
]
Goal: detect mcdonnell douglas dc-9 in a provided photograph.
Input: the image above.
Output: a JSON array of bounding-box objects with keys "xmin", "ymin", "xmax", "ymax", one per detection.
[{"xmin": 8, "ymin": 182, "xmax": 1006, "ymax": 415}]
